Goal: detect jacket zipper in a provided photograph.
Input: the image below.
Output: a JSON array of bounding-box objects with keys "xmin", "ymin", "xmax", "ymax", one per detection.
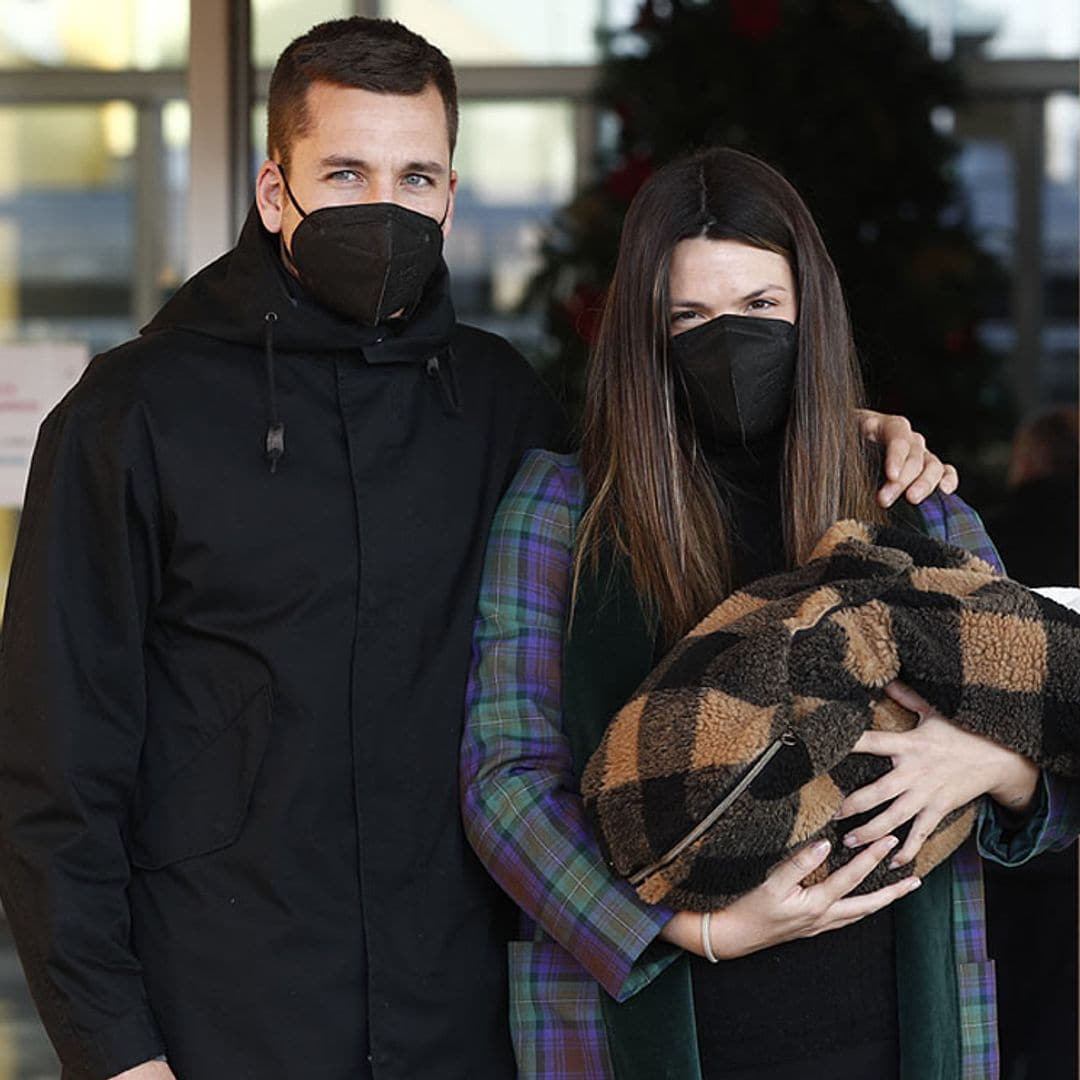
[{"xmin": 628, "ymin": 731, "xmax": 799, "ymax": 887}]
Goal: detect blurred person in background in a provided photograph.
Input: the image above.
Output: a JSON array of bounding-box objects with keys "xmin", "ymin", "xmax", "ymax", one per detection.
[
  {"xmin": 985, "ymin": 405, "xmax": 1079, "ymax": 1080},
  {"xmin": 988, "ymin": 406, "xmax": 1079, "ymax": 589}
]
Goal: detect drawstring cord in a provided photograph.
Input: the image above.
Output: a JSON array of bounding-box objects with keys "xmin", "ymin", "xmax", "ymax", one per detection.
[
  {"xmin": 264, "ymin": 312, "xmax": 286, "ymax": 473},
  {"xmin": 426, "ymin": 347, "xmax": 462, "ymax": 417}
]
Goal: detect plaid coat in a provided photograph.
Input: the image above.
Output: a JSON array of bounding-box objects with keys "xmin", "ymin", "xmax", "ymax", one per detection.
[{"xmin": 462, "ymin": 449, "xmax": 1080, "ymax": 1080}]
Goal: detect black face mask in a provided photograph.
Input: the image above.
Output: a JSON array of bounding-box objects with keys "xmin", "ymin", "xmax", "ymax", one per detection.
[
  {"xmin": 670, "ymin": 314, "xmax": 798, "ymax": 447},
  {"xmin": 278, "ymin": 167, "xmax": 446, "ymax": 327}
]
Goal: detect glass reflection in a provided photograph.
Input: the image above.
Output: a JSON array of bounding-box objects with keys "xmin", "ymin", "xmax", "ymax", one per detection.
[
  {"xmin": 449, "ymin": 101, "xmax": 576, "ymax": 352},
  {"xmin": 893, "ymin": 0, "xmax": 1080, "ymax": 59},
  {"xmin": 0, "ymin": 0, "xmax": 187, "ymax": 70},
  {"xmin": 0, "ymin": 103, "xmax": 135, "ymax": 352},
  {"xmin": 383, "ymin": 0, "xmax": 606, "ymax": 63},
  {"xmin": 252, "ymin": 0, "xmax": 354, "ymax": 69}
]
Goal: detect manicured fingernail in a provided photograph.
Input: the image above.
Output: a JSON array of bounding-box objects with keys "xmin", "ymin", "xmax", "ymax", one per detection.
[
  {"xmin": 813, "ymin": 838, "xmax": 831, "ymax": 856},
  {"xmin": 884, "ymin": 835, "xmax": 900, "ymax": 850},
  {"xmin": 888, "ymin": 857, "xmax": 904, "ymax": 869},
  {"xmin": 843, "ymin": 833, "xmax": 858, "ymax": 848},
  {"xmin": 906, "ymin": 876, "xmax": 922, "ymax": 890}
]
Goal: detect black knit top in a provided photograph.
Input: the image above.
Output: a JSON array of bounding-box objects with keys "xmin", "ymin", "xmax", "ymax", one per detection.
[{"xmin": 691, "ymin": 434, "xmax": 899, "ymax": 1080}]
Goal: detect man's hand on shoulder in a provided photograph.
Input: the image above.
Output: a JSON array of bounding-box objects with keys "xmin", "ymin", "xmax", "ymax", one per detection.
[
  {"xmin": 109, "ymin": 1062, "xmax": 176, "ymax": 1080},
  {"xmin": 856, "ymin": 409, "xmax": 959, "ymax": 507}
]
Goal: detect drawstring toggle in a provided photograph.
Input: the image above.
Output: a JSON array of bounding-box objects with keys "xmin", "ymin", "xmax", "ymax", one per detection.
[
  {"xmin": 263, "ymin": 311, "xmax": 286, "ymax": 473},
  {"xmin": 426, "ymin": 348, "xmax": 462, "ymax": 417}
]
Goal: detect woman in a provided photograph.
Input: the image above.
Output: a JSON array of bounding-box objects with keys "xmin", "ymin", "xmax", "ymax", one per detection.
[{"xmin": 461, "ymin": 148, "xmax": 1080, "ymax": 1079}]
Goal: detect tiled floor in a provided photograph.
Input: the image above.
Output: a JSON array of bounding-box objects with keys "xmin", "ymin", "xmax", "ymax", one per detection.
[{"xmin": 0, "ymin": 921, "xmax": 59, "ymax": 1079}]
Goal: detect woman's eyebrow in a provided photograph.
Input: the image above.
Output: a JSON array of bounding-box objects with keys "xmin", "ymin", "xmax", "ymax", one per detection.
[
  {"xmin": 738, "ymin": 285, "xmax": 789, "ymax": 303},
  {"xmin": 670, "ymin": 284, "xmax": 789, "ymax": 308}
]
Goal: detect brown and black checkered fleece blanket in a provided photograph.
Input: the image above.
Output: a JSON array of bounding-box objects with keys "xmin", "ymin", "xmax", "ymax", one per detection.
[{"xmin": 581, "ymin": 520, "xmax": 1080, "ymax": 912}]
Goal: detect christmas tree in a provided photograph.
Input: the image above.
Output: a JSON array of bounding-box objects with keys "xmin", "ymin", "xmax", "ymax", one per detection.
[{"xmin": 527, "ymin": 0, "xmax": 1010, "ymax": 468}]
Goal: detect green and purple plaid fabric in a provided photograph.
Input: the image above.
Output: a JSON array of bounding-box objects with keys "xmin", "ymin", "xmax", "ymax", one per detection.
[
  {"xmin": 922, "ymin": 493, "xmax": 1001, "ymax": 1078},
  {"xmin": 925, "ymin": 491, "xmax": 1080, "ymax": 1078},
  {"xmin": 462, "ymin": 450, "xmax": 675, "ymax": 1077},
  {"xmin": 462, "ymin": 452, "xmax": 1080, "ymax": 1079}
]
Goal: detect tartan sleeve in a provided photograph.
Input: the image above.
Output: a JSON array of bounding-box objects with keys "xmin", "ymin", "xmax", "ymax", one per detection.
[
  {"xmin": 977, "ymin": 770, "xmax": 1080, "ymax": 865},
  {"xmin": 461, "ymin": 449, "xmax": 677, "ymax": 1001},
  {"xmin": 917, "ymin": 491, "xmax": 1004, "ymax": 573},
  {"xmin": 921, "ymin": 492, "xmax": 1080, "ymax": 859}
]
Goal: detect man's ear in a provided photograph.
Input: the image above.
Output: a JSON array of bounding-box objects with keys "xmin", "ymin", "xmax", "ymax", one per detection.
[
  {"xmin": 441, "ymin": 170, "xmax": 458, "ymax": 240},
  {"xmin": 255, "ymin": 160, "xmax": 285, "ymax": 234}
]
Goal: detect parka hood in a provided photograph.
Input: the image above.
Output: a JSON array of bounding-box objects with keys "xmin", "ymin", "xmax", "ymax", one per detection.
[
  {"xmin": 142, "ymin": 204, "xmax": 457, "ymax": 367},
  {"xmin": 142, "ymin": 204, "xmax": 462, "ymax": 471}
]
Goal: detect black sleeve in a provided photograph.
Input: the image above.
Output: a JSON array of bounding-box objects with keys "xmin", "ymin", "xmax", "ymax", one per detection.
[
  {"xmin": 515, "ymin": 361, "xmax": 572, "ymax": 459},
  {"xmin": 0, "ymin": 389, "xmax": 167, "ymax": 1078}
]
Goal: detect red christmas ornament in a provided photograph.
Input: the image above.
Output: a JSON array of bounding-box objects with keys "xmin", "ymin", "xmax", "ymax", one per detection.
[{"xmin": 729, "ymin": 0, "xmax": 781, "ymax": 41}]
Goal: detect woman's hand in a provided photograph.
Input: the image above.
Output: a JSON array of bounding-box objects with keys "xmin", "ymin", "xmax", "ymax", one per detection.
[
  {"xmin": 838, "ymin": 680, "xmax": 1040, "ymax": 868},
  {"xmin": 856, "ymin": 409, "xmax": 959, "ymax": 507},
  {"xmin": 660, "ymin": 833, "xmax": 920, "ymax": 960}
]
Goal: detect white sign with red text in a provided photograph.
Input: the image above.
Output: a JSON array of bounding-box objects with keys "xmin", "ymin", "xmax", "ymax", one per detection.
[{"xmin": 0, "ymin": 343, "xmax": 89, "ymax": 507}]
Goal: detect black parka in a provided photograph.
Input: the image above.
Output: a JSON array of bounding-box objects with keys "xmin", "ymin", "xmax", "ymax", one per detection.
[{"xmin": 0, "ymin": 209, "xmax": 563, "ymax": 1080}]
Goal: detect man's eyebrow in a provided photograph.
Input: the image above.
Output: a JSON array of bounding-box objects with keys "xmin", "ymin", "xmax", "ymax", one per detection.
[
  {"xmin": 318, "ymin": 155, "xmax": 367, "ymax": 170},
  {"xmin": 401, "ymin": 159, "xmax": 448, "ymax": 176},
  {"xmin": 317, "ymin": 155, "xmax": 447, "ymax": 176}
]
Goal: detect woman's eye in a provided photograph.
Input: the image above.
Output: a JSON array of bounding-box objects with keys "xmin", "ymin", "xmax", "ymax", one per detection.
[
  {"xmin": 747, "ymin": 298, "xmax": 776, "ymax": 312},
  {"xmin": 671, "ymin": 310, "xmax": 699, "ymax": 323}
]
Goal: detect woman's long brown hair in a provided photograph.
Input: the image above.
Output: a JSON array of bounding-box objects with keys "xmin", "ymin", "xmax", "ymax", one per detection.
[{"xmin": 574, "ymin": 147, "xmax": 886, "ymax": 645}]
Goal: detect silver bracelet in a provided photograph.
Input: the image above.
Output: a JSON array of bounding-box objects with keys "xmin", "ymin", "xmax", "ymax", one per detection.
[{"xmin": 701, "ymin": 910, "xmax": 719, "ymax": 963}]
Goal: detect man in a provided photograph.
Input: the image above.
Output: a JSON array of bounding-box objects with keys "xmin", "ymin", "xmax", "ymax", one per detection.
[{"xmin": 0, "ymin": 16, "xmax": 953, "ymax": 1080}]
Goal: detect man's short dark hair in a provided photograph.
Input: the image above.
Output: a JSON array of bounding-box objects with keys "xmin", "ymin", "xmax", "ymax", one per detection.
[{"xmin": 267, "ymin": 17, "xmax": 459, "ymax": 168}]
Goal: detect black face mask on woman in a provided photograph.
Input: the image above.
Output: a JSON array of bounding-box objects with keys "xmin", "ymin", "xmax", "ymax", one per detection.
[
  {"xmin": 278, "ymin": 167, "xmax": 447, "ymax": 327},
  {"xmin": 670, "ymin": 314, "xmax": 798, "ymax": 447}
]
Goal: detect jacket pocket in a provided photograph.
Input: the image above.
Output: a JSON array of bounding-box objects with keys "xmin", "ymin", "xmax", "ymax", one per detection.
[
  {"xmin": 130, "ymin": 684, "xmax": 272, "ymax": 870},
  {"xmin": 956, "ymin": 958, "xmax": 998, "ymax": 1079},
  {"xmin": 507, "ymin": 938, "xmax": 615, "ymax": 1080}
]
